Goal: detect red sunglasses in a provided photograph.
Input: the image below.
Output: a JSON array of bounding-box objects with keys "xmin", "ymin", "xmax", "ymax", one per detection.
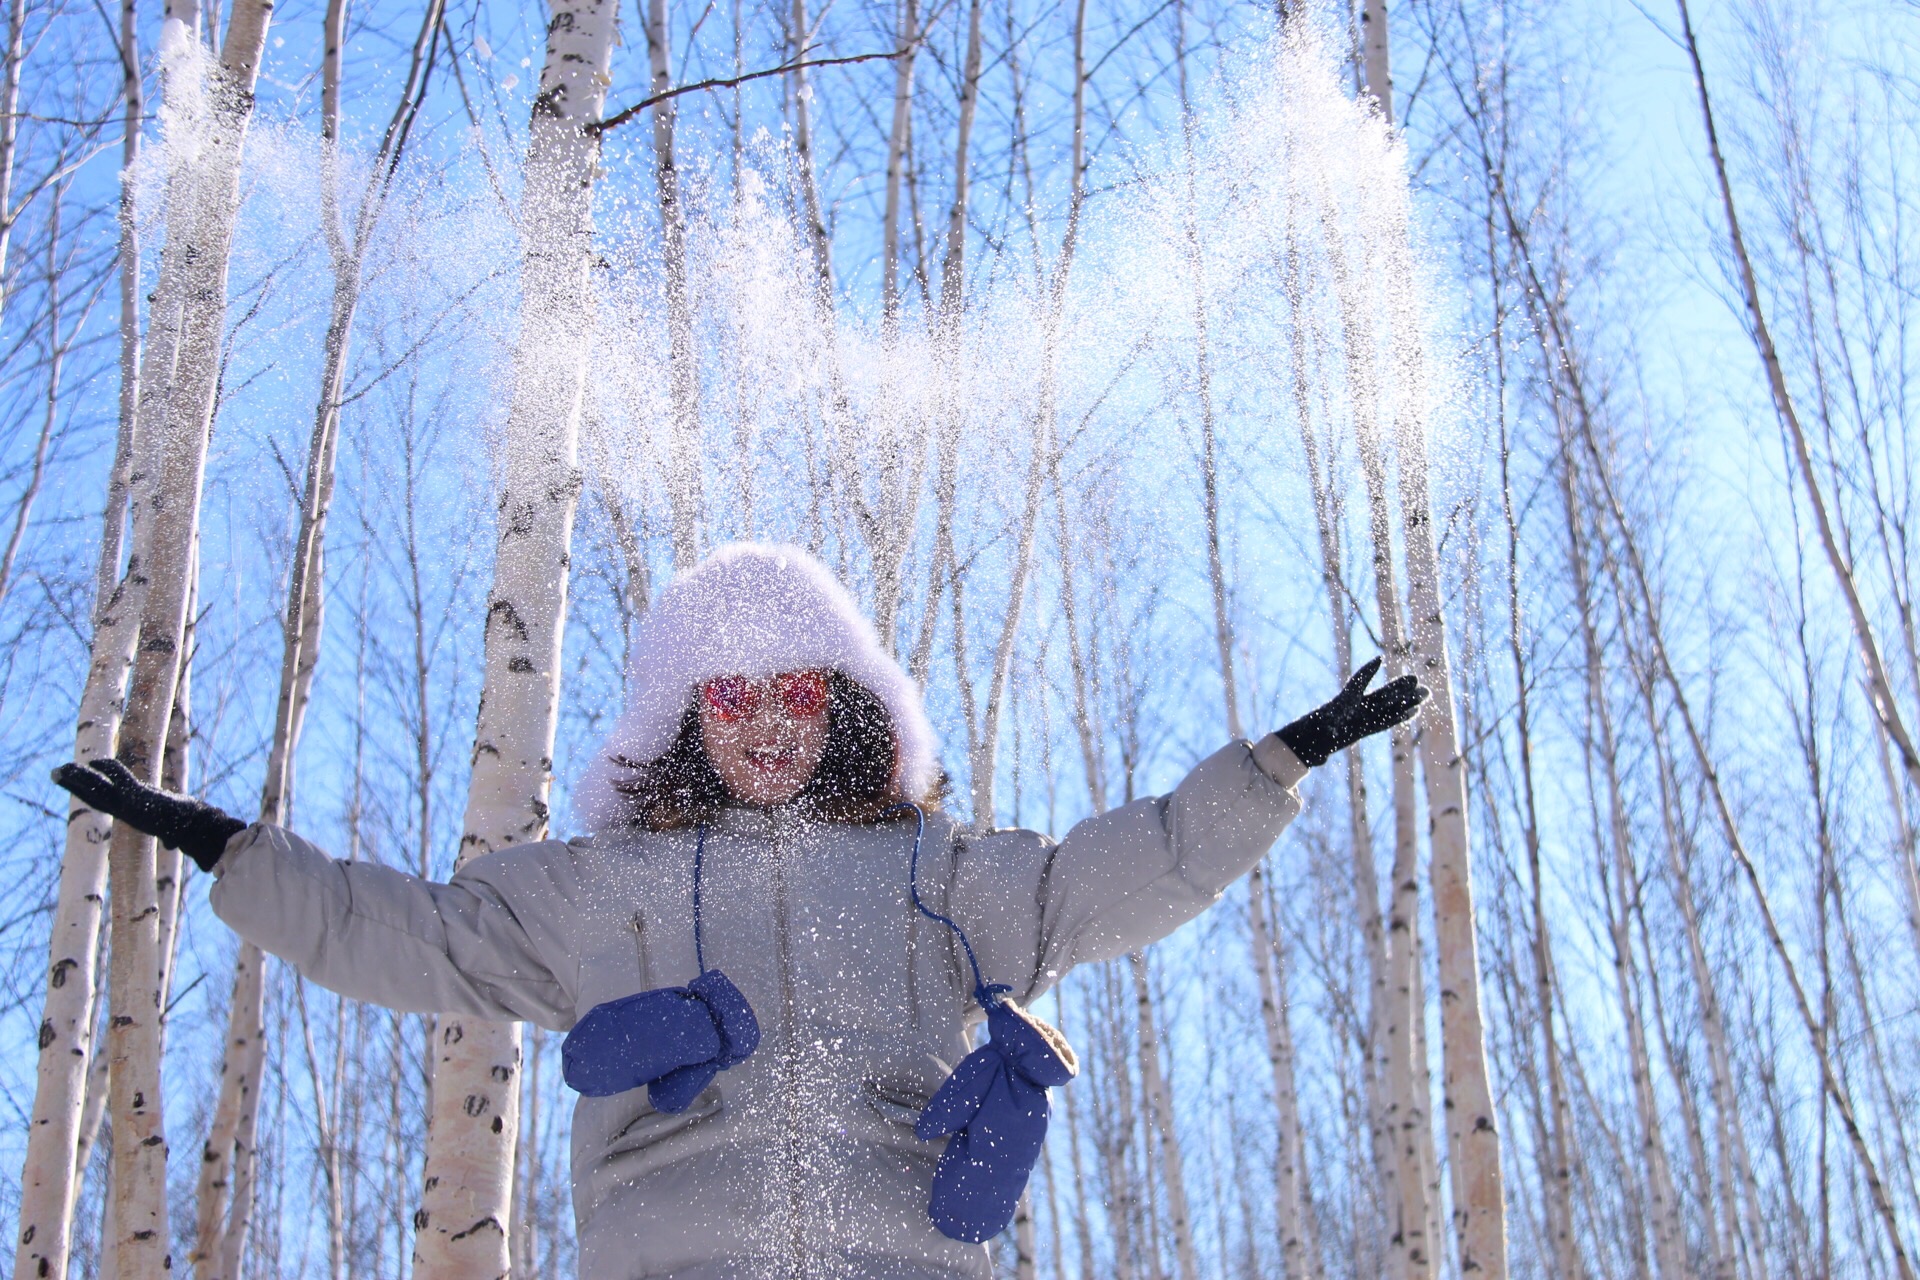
[{"xmin": 701, "ymin": 670, "xmax": 830, "ymax": 722}]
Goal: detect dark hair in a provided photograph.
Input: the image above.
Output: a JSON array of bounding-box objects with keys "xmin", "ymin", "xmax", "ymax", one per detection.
[{"xmin": 607, "ymin": 670, "xmax": 937, "ymax": 831}]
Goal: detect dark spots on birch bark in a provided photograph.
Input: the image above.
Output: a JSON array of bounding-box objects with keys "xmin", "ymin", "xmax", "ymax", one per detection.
[
  {"xmin": 50, "ymin": 958, "xmax": 76, "ymax": 987},
  {"xmin": 487, "ymin": 598, "xmax": 530, "ymax": 642},
  {"xmin": 508, "ymin": 656, "xmax": 535, "ymax": 673},
  {"xmin": 462, "ymin": 1093, "xmax": 491, "ymax": 1118},
  {"xmin": 449, "ymin": 1215, "xmax": 505, "ymax": 1242},
  {"xmin": 37, "ymin": 1020, "xmax": 54, "ymax": 1048}
]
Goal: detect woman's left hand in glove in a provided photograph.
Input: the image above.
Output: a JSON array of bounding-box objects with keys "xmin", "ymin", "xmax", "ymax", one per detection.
[
  {"xmin": 50, "ymin": 758, "xmax": 248, "ymax": 873},
  {"xmin": 1276, "ymin": 656, "xmax": 1430, "ymax": 768}
]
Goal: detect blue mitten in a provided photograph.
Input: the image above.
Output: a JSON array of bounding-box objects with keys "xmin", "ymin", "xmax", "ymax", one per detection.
[
  {"xmin": 562, "ymin": 969, "xmax": 760, "ymax": 1111},
  {"xmin": 917, "ymin": 997, "xmax": 1078, "ymax": 1242}
]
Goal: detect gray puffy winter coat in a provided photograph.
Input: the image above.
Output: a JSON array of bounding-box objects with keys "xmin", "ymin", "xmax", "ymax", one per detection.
[{"xmin": 209, "ymin": 736, "xmax": 1306, "ymax": 1280}]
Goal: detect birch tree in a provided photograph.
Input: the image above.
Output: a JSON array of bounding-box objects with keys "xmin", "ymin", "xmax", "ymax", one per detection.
[
  {"xmin": 13, "ymin": 0, "xmax": 272, "ymax": 1271},
  {"xmin": 411, "ymin": 2, "xmax": 618, "ymax": 1272},
  {"xmin": 193, "ymin": 7, "xmax": 444, "ymax": 1269}
]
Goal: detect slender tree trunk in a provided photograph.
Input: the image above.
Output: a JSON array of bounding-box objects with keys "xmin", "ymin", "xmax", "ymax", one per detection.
[
  {"xmin": 1283, "ymin": 174, "xmax": 1394, "ymax": 1251},
  {"xmin": 412, "ymin": 2, "xmax": 615, "ymax": 1272},
  {"xmin": 194, "ymin": 5, "xmax": 444, "ymax": 1268},
  {"xmin": 960, "ymin": 0, "xmax": 1084, "ymax": 833},
  {"xmin": 96, "ymin": 2, "xmax": 274, "ymax": 1271},
  {"xmin": 788, "ymin": 0, "xmax": 830, "ymax": 303},
  {"xmin": 880, "ymin": 0, "xmax": 916, "ymax": 321},
  {"xmin": 1130, "ymin": 952, "xmax": 1200, "ymax": 1280},
  {"xmin": 644, "ymin": 0, "xmax": 700, "ymax": 566},
  {"xmin": 97, "ymin": 0, "xmax": 143, "ymax": 611},
  {"xmin": 1247, "ymin": 891, "xmax": 1319, "ymax": 1280},
  {"xmin": 908, "ymin": 0, "xmax": 983, "ymax": 683},
  {"xmin": 0, "ymin": 0, "xmax": 26, "ymax": 328},
  {"xmin": 1561, "ymin": 473, "xmax": 1685, "ymax": 1280},
  {"xmin": 12, "ymin": 2, "xmax": 151, "ymax": 1267},
  {"xmin": 1377, "ymin": 155, "xmax": 1510, "ymax": 1280}
]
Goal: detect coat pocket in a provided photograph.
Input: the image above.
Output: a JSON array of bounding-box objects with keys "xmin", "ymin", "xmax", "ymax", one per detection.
[
  {"xmin": 605, "ymin": 1084, "xmax": 725, "ymax": 1158},
  {"xmin": 862, "ymin": 1078, "xmax": 933, "ymax": 1130}
]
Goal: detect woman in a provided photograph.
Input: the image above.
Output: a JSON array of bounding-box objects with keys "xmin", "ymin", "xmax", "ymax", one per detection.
[{"xmin": 55, "ymin": 543, "xmax": 1425, "ymax": 1280}]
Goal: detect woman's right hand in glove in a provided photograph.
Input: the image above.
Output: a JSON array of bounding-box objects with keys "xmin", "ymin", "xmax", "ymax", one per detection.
[
  {"xmin": 1275, "ymin": 656, "xmax": 1430, "ymax": 768},
  {"xmin": 51, "ymin": 758, "xmax": 248, "ymax": 873}
]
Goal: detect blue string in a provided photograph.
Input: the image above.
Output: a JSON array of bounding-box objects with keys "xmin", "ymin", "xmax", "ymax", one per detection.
[
  {"xmin": 692, "ymin": 824, "xmax": 708, "ymax": 976},
  {"xmin": 886, "ymin": 802, "xmax": 1008, "ymax": 1011}
]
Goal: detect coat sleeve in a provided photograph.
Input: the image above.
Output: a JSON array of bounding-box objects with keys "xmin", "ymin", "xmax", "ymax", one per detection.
[
  {"xmin": 949, "ymin": 736, "xmax": 1307, "ymax": 1004},
  {"xmin": 208, "ymin": 824, "xmax": 581, "ymax": 1031}
]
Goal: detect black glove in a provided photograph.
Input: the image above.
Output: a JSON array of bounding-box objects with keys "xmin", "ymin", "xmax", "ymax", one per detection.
[
  {"xmin": 51, "ymin": 758, "xmax": 248, "ymax": 873},
  {"xmin": 1276, "ymin": 657, "xmax": 1430, "ymax": 768}
]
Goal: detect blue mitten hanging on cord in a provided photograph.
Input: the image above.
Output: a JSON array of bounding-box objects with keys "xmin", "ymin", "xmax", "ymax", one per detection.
[
  {"xmin": 562, "ymin": 826, "xmax": 760, "ymax": 1111},
  {"xmin": 891, "ymin": 803, "xmax": 1080, "ymax": 1243},
  {"xmin": 562, "ymin": 967, "xmax": 759, "ymax": 1109},
  {"xmin": 915, "ymin": 993, "xmax": 1078, "ymax": 1242}
]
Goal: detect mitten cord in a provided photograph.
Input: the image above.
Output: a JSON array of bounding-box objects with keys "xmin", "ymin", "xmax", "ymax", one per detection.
[{"xmin": 888, "ymin": 803, "xmax": 1008, "ymax": 1011}]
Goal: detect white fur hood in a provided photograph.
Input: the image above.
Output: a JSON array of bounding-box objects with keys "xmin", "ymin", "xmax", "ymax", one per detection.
[{"xmin": 574, "ymin": 543, "xmax": 942, "ymax": 831}]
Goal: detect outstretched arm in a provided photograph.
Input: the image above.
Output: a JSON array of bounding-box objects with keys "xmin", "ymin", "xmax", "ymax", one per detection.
[
  {"xmin": 51, "ymin": 761, "xmax": 580, "ymax": 1029},
  {"xmin": 953, "ymin": 659, "xmax": 1428, "ymax": 1001}
]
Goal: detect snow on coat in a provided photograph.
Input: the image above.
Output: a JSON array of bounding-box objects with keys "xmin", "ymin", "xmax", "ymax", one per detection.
[
  {"xmin": 208, "ymin": 742, "xmax": 1307, "ymax": 1279},
  {"xmin": 573, "ymin": 542, "xmax": 942, "ymax": 832}
]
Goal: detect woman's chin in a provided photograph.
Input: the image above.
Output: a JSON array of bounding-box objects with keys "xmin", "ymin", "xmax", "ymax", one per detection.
[{"xmin": 726, "ymin": 775, "xmax": 808, "ymax": 808}]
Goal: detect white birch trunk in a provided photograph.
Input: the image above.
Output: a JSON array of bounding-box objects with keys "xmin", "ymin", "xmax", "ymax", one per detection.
[
  {"xmin": 1325, "ymin": 203, "xmax": 1439, "ymax": 1280},
  {"xmin": 1356, "ymin": 25, "xmax": 1509, "ymax": 1258},
  {"xmin": 194, "ymin": 3, "xmax": 444, "ymax": 1264},
  {"xmin": 788, "ymin": 0, "xmax": 831, "ymax": 304},
  {"xmin": 1129, "ymin": 952, "xmax": 1199, "ymax": 1280},
  {"xmin": 879, "ymin": 0, "xmax": 916, "ymax": 321},
  {"xmin": 92, "ymin": 2, "xmax": 272, "ymax": 1272},
  {"xmin": 1389, "ymin": 302, "xmax": 1509, "ymax": 1280},
  {"xmin": 12, "ymin": 2, "xmax": 156, "ymax": 1268},
  {"xmin": 1560, "ymin": 447, "xmax": 1686, "ymax": 1280},
  {"xmin": 97, "ymin": 0, "xmax": 143, "ymax": 610},
  {"xmin": 907, "ymin": 0, "xmax": 983, "ymax": 682},
  {"xmin": 411, "ymin": 3, "xmax": 616, "ymax": 1272},
  {"xmin": 0, "ymin": 0, "xmax": 26, "ymax": 329},
  {"xmin": 643, "ymin": 0, "xmax": 700, "ymax": 566},
  {"xmin": 962, "ymin": 0, "xmax": 1084, "ymax": 832}
]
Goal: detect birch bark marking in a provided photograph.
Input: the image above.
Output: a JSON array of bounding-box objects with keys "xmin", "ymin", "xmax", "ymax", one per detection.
[
  {"xmin": 99, "ymin": 2, "xmax": 274, "ymax": 1272},
  {"xmin": 412, "ymin": 2, "xmax": 615, "ymax": 1273}
]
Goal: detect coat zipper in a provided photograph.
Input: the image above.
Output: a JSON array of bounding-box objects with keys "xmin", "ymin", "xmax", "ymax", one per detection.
[
  {"xmin": 770, "ymin": 814, "xmax": 806, "ymax": 1276},
  {"xmin": 630, "ymin": 911, "xmax": 649, "ymax": 987}
]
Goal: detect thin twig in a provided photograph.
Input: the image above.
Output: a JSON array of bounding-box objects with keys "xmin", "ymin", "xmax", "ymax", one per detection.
[{"xmin": 591, "ymin": 49, "xmax": 901, "ymax": 135}]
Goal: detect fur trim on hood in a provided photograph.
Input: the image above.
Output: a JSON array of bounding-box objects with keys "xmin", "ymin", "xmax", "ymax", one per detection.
[{"xmin": 574, "ymin": 543, "xmax": 942, "ymax": 831}]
